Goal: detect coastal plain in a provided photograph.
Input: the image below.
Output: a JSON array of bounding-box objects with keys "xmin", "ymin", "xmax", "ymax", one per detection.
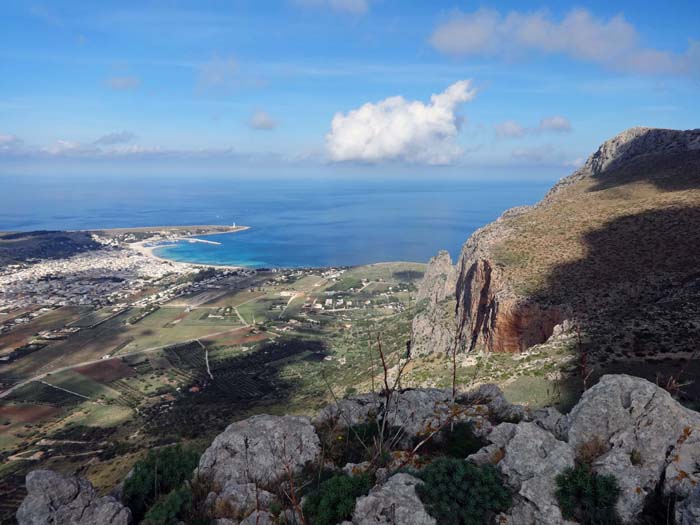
[{"xmin": 0, "ymin": 229, "xmax": 431, "ymax": 520}]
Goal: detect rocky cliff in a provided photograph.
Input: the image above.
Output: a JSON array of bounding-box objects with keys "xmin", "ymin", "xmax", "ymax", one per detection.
[
  {"xmin": 411, "ymin": 251, "xmax": 457, "ymax": 356},
  {"xmin": 414, "ymin": 128, "xmax": 700, "ymax": 380},
  {"xmin": 17, "ymin": 375, "xmax": 700, "ymax": 524}
]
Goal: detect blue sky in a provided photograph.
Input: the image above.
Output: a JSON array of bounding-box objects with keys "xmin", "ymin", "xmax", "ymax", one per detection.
[{"xmin": 1, "ymin": 1, "xmax": 698, "ymax": 178}]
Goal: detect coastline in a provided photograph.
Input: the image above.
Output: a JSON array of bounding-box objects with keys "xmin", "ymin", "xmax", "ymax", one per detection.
[{"xmin": 128, "ymin": 225, "xmax": 250, "ymax": 271}]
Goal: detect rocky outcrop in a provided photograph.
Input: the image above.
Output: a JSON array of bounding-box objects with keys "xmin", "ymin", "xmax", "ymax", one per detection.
[
  {"xmin": 411, "ymin": 251, "xmax": 457, "ymax": 356},
  {"xmin": 316, "ymin": 385, "xmax": 526, "ymax": 447},
  {"xmin": 560, "ymin": 374, "xmax": 700, "ymax": 522},
  {"xmin": 351, "ymin": 473, "xmax": 436, "ymax": 525},
  {"xmin": 198, "ymin": 414, "xmax": 321, "ymax": 488},
  {"xmin": 197, "ymin": 414, "xmax": 320, "ymax": 521},
  {"xmin": 469, "ymin": 375, "xmax": 700, "ymax": 524},
  {"xmin": 494, "ymin": 422, "xmax": 576, "ymax": 524},
  {"xmin": 415, "ymin": 250, "xmax": 456, "ymax": 304},
  {"xmin": 18, "ymin": 375, "xmax": 700, "ymax": 525},
  {"xmin": 17, "ymin": 470, "xmax": 131, "ymax": 525},
  {"xmin": 544, "ymin": 127, "xmax": 700, "ymax": 199}
]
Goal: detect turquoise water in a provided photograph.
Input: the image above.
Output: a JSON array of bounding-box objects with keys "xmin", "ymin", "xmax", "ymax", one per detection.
[{"xmin": 1, "ymin": 175, "xmax": 552, "ymax": 268}]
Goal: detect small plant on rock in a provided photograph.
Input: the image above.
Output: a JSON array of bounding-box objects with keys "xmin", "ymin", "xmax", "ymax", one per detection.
[
  {"xmin": 555, "ymin": 464, "xmax": 621, "ymax": 525},
  {"xmin": 419, "ymin": 421, "xmax": 486, "ymax": 459},
  {"xmin": 302, "ymin": 473, "xmax": 372, "ymax": 525},
  {"xmin": 415, "ymin": 458, "xmax": 511, "ymax": 525}
]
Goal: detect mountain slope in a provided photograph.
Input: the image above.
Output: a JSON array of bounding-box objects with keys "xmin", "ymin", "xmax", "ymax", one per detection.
[{"xmin": 414, "ymin": 127, "xmax": 700, "ymax": 395}]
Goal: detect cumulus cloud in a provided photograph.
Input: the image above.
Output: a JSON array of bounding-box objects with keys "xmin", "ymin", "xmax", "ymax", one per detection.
[
  {"xmin": 249, "ymin": 110, "xmax": 278, "ymax": 130},
  {"xmin": 495, "ymin": 115, "xmax": 572, "ymax": 139},
  {"xmin": 93, "ymin": 131, "xmax": 136, "ymax": 146},
  {"xmin": 326, "ymin": 80, "xmax": 477, "ymax": 164},
  {"xmin": 430, "ymin": 8, "xmax": 699, "ymax": 76},
  {"xmin": 292, "ymin": 0, "xmax": 369, "ymax": 14},
  {"xmin": 106, "ymin": 76, "xmax": 140, "ymax": 90}
]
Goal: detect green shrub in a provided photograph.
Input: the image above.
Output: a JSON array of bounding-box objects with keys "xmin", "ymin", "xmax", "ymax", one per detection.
[
  {"xmin": 122, "ymin": 444, "xmax": 200, "ymax": 522},
  {"xmin": 416, "ymin": 458, "xmax": 511, "ymax": 525},
  {"xmin": 419, "ymin": 422, "xmax": 486, "ymax": 458},
  {"xmin": 555, "ymin": 464, "xmax": 621, "ymax": 525},
  {"xmin": 302, "ymin": 473, "xmax": 372, "ymax": 525},
  {"xmin": 143, "ymin": 485, "xmax": 193, "ymax": 525}
]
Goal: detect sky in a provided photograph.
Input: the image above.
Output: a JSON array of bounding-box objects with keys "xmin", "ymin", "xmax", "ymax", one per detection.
[{"xmin": 1, "ymin": 1, "xmax": 699, "ymax": 178}]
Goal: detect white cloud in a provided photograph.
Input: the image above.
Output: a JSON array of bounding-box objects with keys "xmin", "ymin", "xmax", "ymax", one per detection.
[
  {"xmin": 94, "ymin": 131, "xmax": 136, "ymax": 145},
  {"xmin": 106, "ymin": 76, "xmax": 140, "ymax": 90},
  {"xmin": 326, "ymin": 80, "xmax": 477, "ymax": 164},
  {"xmin": 41, "ymin": 140, "xmax": 95, "ymax": 156},
  {"xmin": 249, "ymin": 110, "xmax": 278, "ymax": 130},
  {"xmin": 292, "ymin": 0, "xmax": 369, "ymax": 14},
  {"xmin": 430, "ymin": 8, "xmax": 699, "ymax": 76},
  {"xmin": 539, "ymin": 116, "xmax": 571, "ymax": 132},
  {"xmin": 511, "ymin": 144, "xmax": 581, "ymax": 167},
  {"xmin": 495, "ymin": 120, "xmax": 525, "ymax": 138},
  {"xmin": 495, "ymin": 115, "xmax": 572, "ymax": 139},
  {"xmin": 0, "ymin": 134, "xmax": 23, "ymax": 151},
  {"xmin": 198, "ymin": 56, "xmax": 238, "ymax": 89}
]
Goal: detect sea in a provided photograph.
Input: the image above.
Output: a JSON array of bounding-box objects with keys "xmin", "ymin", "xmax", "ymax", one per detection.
[{"xmin": 0, "ymin": 175, "xmax": 553, "ymax": 268}]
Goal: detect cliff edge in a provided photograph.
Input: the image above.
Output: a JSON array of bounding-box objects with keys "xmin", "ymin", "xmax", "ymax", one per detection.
[{"xmin": 413, "ymin": 127, "xmax": 700, "ymax": 388}]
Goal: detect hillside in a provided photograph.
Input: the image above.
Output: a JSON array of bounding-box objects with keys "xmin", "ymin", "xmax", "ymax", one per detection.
[
  {"xmin": 0, "ymin": 231, "xmax": 102, "ymax": 265},
  {"xmin": 413, "ymin": 127, "xmax": 700, "ymax": 399}
]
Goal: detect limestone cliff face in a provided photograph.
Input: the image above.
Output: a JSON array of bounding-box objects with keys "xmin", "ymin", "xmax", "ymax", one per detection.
[
  {"xmin": 415, "ymin": 250, "xmax": 456, "ymax": 304},
  {"xmin": 411, "ymin": 251, "xmax": 457, "ymax": 355},
  {"xmin": 417, "ymin": 127, "xmax": 700, "ymax": 355},
  {"xmin": 452, "ymin": 207, "xmax": 564, "ymax": 353}
]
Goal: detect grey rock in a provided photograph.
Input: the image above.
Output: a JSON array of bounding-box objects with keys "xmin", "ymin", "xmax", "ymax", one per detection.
[
  {"xmin": 532, "ymin": 407, "xmax": 565, "ymax": 437},
  {"xmin": 352, "ymin": 473, "xmax": 435, "ymax": 525},
  {"xmin": 315, "ymin": 393, "xmax": 381, "ymax": 428},
  {"xmin": 467, "ymin": 422, "xmax": 517, "ymax": 465},
  {"xmin": 458, "ymin": 383, "xmax": 529, "ymax": 423},
  {"xmin": 240, "ymin": 510, "xmax": 275, "ymax": 525},
  {"xmin": 411, "ymin": 250, "xmax": 457, "ymax": 356},
  {"xmin": 544, "ymin": 127, "xmax": 700, "ymax": 199},
  {"xmin": 17, "ymin": 469, "xmax": 131, "ymax": 525},
  {"xmin": 208, "ymin": 483, "xmax": 276, "ymax": 520},
  {"xmin": 198, "ymin": 414, "xmax": 321, "ymax": 489},
  {"xmin": 497, "ymin": 422, "xmax": 575, "ymax": 525},
  {"xmin": 562, "ymin": 374, "xmax": 700, "ymax": 522},
  {"xmin": 410, "ymin": 299, "xmax": 456, "ymax": 357},
  {"xmin": 415, "ymin": 250, "xmax": 456, "ymax": 305},
  {"xmin": 318, "ymin": 384, "xmax": 524, "ymax": 450},
  {"xmin": 342, "ymin": 461, "xmax": 371, "ymax": 477},
  {"xmin": 676, "ymin": 485, "xmax": 700, "ymax": 525}
]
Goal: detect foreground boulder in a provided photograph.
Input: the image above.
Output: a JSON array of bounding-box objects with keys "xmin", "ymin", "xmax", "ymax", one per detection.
[
  {"xmin": 561, "ymin": 374, "xmax": 700, "ymax": 522},
  {"xmin": 351, "ymin": 473, "xmax": 435, "ymax": 525},
  {"xmin": 198, "ymin": 414, "xmax": 321, "ymax": 488},
  {"xmin": 197, "ymin": 414, "xmax": 320, "ymax": 520},
  {"xmin": 17, "ymin": 374, "xmax": 700, "ymax": 525},
  {"xmin": 17, "ymin": 470, "xmax": 131, "ymax": 525},
  {"xmin": 469, "ymin": 422, "xmax": 575, "ymax": 525},
  {"xmin": 316, "ymin": 384, "xmax": 527, "ymax": 447}
]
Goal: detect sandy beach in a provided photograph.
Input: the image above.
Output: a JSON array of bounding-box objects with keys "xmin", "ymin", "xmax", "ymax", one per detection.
[{"xmin": 127, "ymin": 225, "xmax": 250, "ymax": 270}]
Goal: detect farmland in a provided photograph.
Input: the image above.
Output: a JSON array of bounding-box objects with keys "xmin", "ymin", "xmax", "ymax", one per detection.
[{"xmin": 0, "ymin": 262, "xmax": 429, "ymax": 521}]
